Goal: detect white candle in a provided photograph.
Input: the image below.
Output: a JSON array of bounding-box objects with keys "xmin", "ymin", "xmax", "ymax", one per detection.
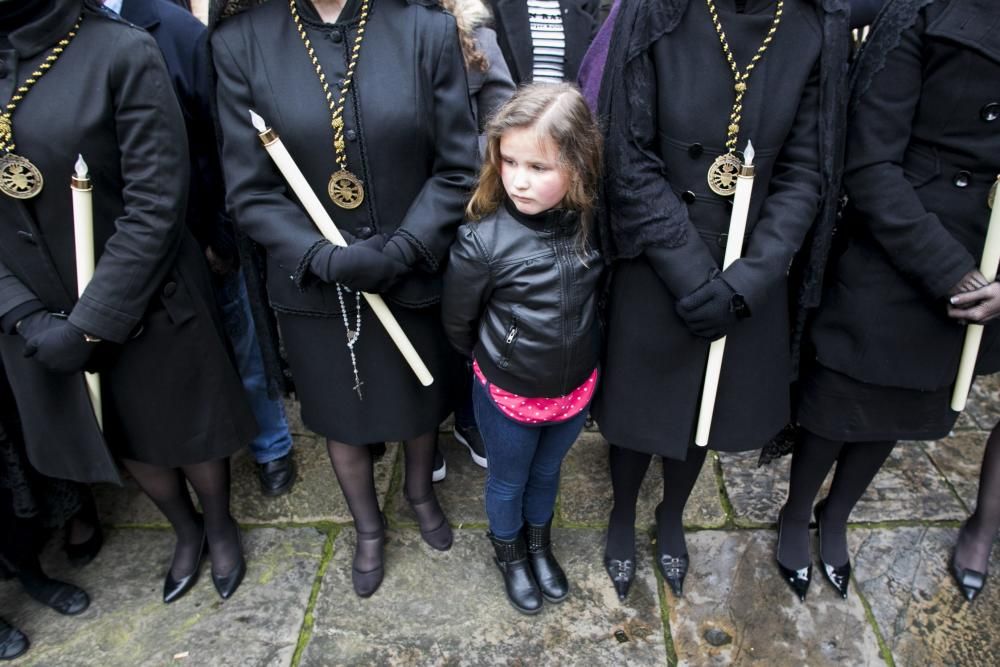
[
  {"xmin": 951, "ymin": 174, "xmax": 1000, "ymax": 411},
  {"xmin": 694, "ymin": 142, "xmax": 756, "ymax": 447},
  {"xmin": 71, "ymin": 155, "xmax": 102, "ymax": 430},
  {"xmin": 248, "ymin": 110, "xmax": 434, "ymax": 387}
]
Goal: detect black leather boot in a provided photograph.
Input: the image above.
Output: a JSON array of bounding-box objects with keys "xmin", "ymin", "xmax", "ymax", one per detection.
[
  {"xmin": 525, "ymin": 520, "xmax": 569, "ymax": 603},
  {"xmin": 489, "ymin": 532, "xmax": 542, "ymax": 614}
]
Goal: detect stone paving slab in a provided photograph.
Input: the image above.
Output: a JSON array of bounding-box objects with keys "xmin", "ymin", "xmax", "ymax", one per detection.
[
  {"xmin": 850, "ymin": 526, "xmax": 1000, "ymax": 666},
  {"xmin": 0, "ymin": 527, "xmax": 326, "ymax": 667},
  {"xmin": 558, "ymin": 434, "xmax": 726, "ymax": 529},
  {"xmin": 967, "ymin": 374, "xmax": 1000, "ymax": 432},
  {"xmin": 388, "ymin": 433, "xmax": 488, "ymax": 528},
  {"xmin": 721, "ymin": 440, "xmax": 967, "ymax": 526},
  {"xmin": 669, "ymin": 529, "xmax": 883, "ymax": 666},
  {"xmin": 300, "ymin": 528, "xmax": 666, "ymax": 665},
  {"xmin": 922, "ymin": 432, "xmax": 986, "ymax": 512}
]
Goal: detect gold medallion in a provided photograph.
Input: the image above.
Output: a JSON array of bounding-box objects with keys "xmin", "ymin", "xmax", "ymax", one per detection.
[
  {"xmin": 990, "ymin": 176, "xmax": 998, "ymax": 210},
  {"xmin": 328, "ymin": 169, "xmax": 364, "ymax": 209},
  {"xmin": 707, "ymin": 153, "xmax": 743, "ymax": 197},
  {"xmin": 0, "ymin": 153, "xmax": 43, "ymax": 199}
]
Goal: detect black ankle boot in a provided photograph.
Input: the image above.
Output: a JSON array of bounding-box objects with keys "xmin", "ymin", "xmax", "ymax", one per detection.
[
  {"xmin": 488, "ymin": 532, "xmax": 542, "ymax": 614},
  {"xmin": 525, "ymin": 520, "xmax": 569, "ymax": 603}
]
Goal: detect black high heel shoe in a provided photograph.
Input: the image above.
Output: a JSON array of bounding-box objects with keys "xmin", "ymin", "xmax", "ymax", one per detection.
[
  {"xmin": 163, "ymin": 530, "xmax": 208, "ymax": 604},
  {"xmin": 951, "ymin": 522, "xmax": 988, "ymax": 602},
  {"xmin": 775, "ymin": 507, "xmax": 811, "ymax": 602},
  {"xmin": 657, "ymin": 552, "xmax": 689, "ymax": 598},
  {"xmin": 211, "ymin": 526, "xmax": 246, "ymax": 601},
  {"xmin": 352, "ymin": 514, "xmax": 387, "ymax": 598},
  {"xmin": 814, "ymin": 500, "xmax": 851, "ymax": 599},
  {"xmin": 406, "ymin": 493, "xmax": 453, "ymax": 551},
  {"xmin": 603, "ymin": 555, "xmax": 635, "ymax": 602}
]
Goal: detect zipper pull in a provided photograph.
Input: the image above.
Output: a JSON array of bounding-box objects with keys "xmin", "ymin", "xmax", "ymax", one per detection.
[{"xmin": 506, "ymin": 327, "xmax": 517, "ymax": 344}]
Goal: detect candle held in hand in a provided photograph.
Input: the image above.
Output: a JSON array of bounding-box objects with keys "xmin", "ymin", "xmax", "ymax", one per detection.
[{"xmin": 70, "ymin": 154, "xmax": 102, "ymax": 429}]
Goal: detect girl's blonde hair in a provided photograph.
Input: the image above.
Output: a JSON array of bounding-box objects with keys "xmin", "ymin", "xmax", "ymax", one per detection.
[
  {"xmin": 438, "ymin": 0, "xmax": 490, "ymax": 73},
  {"xmin": 467, "ymin": 83, "xmax": 603, "ymax": 255}
]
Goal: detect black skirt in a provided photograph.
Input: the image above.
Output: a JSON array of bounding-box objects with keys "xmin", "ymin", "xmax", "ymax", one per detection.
[
  {"xmin": 279, "ymin": 301, "xmax": 461, "ymax": 444},
  {"xmin": 797, "ymin": 363, "xmax": 959, "ymax": 442}
]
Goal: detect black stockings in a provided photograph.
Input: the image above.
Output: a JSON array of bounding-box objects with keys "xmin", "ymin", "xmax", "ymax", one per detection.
[
  {"xmin": 605, "ymin": 444, "xmax": 708, "ymax": 561},
  {"xmin": 778, "ymin": 431, "xmax": 895, "ymax": 569},
  {"xmin": 955, "ymin": 423, "xmax": 1000, "ymax": 574},
  {"xmin": 122, "ymin": 457, "xmax": 241, "ymax": 578},
  {"xmin": 326, "ymin": 431, "xmax": 446, "ymax": 572}
]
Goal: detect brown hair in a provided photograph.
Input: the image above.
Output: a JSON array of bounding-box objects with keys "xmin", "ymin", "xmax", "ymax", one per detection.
[
  {"xmin": 438, "ymin": 0, "xmax": 490, "ymax": 73},
  {"xmin": 467, "ymin": 83, "xmax": 603, "ymax": 257}
]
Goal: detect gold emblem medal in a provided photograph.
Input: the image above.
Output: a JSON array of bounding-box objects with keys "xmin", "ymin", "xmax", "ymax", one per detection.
[
  {"xmin": 0, "ymin": 153, "xmax": 44, "ymax": 199},
  {"xmin": 707, "ymin": 152, "xmax": 743, "ymax": 197},
  {"xmin": 328, "ymin": 169, "xmax": 364, "ymax": 209}
]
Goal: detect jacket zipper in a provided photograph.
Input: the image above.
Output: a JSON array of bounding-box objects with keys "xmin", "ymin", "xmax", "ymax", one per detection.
[
  {"xmin": 499, "ymin": 311, "xmax": 519, "ymax": 368},
  {"xmin": 556, "ymin": 236, "xmax": 571, "ymax": 392}
]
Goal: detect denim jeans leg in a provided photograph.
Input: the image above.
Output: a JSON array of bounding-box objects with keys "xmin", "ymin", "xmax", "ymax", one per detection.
[
  {"xmin": 215, "ymin": 271, "xmax": 293, "ymax": 464},
  {"xmin": 472, "ymin": 380, "xmax": 540, "ymax": 540},
  {"xmin": 521, "ymin": 409, "xmax": 588, "ymax": 526}
]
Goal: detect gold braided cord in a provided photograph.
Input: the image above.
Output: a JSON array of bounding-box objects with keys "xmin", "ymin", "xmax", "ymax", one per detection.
[
  {"xmin": 0, "ymin": 16, "xmax": 84, "ymax": 154},
  {"xmin": 705, "ymin": 0, "xmax": 783, "ymax": 154},
  {"xmin": 289, "ymin": 0, "xmax": 370, "ymax": 171}
]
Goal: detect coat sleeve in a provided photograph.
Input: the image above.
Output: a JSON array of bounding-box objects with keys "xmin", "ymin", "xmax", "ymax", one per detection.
[
  {"xmin": 839, "ymin": 17, "xmax": 975, "ymax": 299},
  {"xmin": 68, "ymin": 30, "xmax": 188, "ymax": 343},
  {"xmin": 724, "ymin": 60, "xmax": 823, "ymax": 309},
  {"xmin": 441, "ymin": 224, "xmax": 492, "ymax": 357},
  {"xmin": 392, "ymin": 14, "xmax": 479, "ymax": 273},
  {"xmin": 211, "ymin": 28, "xmax": 329, "ymax": 287},
  {"xmin": 0, "ymin": 257, "xmax": 40, "ymax": 326},
  {"xmin": 474, "ymin": 27, "xmax": 516, "ymax": 133}
]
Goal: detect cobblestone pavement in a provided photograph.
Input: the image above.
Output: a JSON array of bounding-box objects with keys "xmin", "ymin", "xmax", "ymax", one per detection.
[{"xmin": 2, "ymin": 376, "xmax": 999, "ymax": 666}]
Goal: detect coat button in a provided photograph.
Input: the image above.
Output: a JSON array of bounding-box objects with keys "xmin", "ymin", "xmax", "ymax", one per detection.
[
  {"xmin": 717, "ymin": 233, "xmax": 728, "ymax": 248},
  {"xmin": 356, "ymin": 226, "xmax": 373, "ymax": 239},
  {"xmin": 981, "ymin": 102, "xmax": 999, "ymax": 122},
  {"xmin": 681, "ymin": 190, "xmax": 696, "ymax": 204},
  {"xmin": 330, "ymin": 30, "xmax": 343, "ymax": 43},
  {"xmin": 16, "ymin": 230, "xmax": 35, "ymax": 245},
  {"xmin": 953, "ymin": 171, "xmax": 971, "ymax": 188},
  {"xmin": 345, "ymin": 129, "xmax": 357, "ymax": 141},
  {"xmin": 162, "ymin": 281, "xmax": 177, "ymax": 297},
  {"xmin": 688, "ymin": 143, "xmax": 703, "ymax": 159}
]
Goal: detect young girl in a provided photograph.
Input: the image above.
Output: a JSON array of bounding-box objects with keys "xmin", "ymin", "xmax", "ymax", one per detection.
[{"xmin": 442, "ymin": 84, "xmax": 603, "ymax": 614}]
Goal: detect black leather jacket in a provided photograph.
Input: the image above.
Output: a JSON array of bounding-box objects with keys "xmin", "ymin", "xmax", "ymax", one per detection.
[{"xmin": 442, "ymin": 200, "xmax": 604, "ymax": 397}]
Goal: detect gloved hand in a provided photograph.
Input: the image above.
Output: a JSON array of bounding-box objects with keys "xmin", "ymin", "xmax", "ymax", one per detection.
[
  {"xmin": 23, "ymin": 320, "xmax": 98, "ymax": 374},
  {"xmin": 675, "ymin": 271, "xmax": 751, "ymax": 340},
  {"xmin": 15, "ymin": 309, "xmax": 62, "ymax": 341},
  {"xmin": 309, "ymin": 235, "xmax": 406, "ymax": 293},
  {"xmin": 382, "ymin": 233, "xmax": 417, "ymax": 269}
]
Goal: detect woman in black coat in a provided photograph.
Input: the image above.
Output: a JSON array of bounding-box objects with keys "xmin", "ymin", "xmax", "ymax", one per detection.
[
  {"xmin": 212, "ymin": 0, "xmax": 478, "ymax": 597},
  {"xmin": 592, "ymin": 0, "xmax": 848, "ymax": 600},
  {"xmin": 780, "ymin": 0, "xmax": 1000, "ymax": 602},
  {"xmin": 0, "ymin": 0, "xmax": 256, "ymax": 602},
  {"xmin": 488, "ymin": 0, "xmax": 600, "ymax": 84}
]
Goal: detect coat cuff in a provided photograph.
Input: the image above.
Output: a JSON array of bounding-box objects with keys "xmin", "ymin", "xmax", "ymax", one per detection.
[{"xmin": 69, "ymin": 294, "xmax": 141, "ymax": 344}]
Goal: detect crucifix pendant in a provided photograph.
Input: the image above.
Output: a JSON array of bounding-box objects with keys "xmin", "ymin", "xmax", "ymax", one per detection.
[{"xmin": 352, "ymin": 376, "xmax": 364, "ymax": 401}]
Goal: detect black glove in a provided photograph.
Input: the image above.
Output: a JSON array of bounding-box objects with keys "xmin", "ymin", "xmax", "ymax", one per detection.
[
  {"xmin": 675, "ymin": 272, "xmax": 751, "ymax": 340},
  {"xmin": 23, "ymin": 320, "xmax": 98, "ymax": 374},
  {"xmin": 309, "ymin": 235, "xmax": 406, "ymax": 293},
  {"xmin": 382, "ymin": 233, "xmax": 418, "ymax": 269},
  {"xmin": 0, "ymin": 300, "xmax": 59, "ymax": 338},
  {"xmin": 15, "ymin": 309, "xmax": 62, "ymax": 341}
]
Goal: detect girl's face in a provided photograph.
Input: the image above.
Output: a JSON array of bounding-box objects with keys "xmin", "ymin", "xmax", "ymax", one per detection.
[{"xmin": 499, "ymin": 127, "xmax": 570, "ymax": 216}]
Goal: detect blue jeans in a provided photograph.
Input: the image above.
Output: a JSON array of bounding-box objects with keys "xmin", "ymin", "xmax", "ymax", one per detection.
[
  {"xmin": 472, "ymin": 379, "xmax": 587, "ymax": 540},
  {"xmin": 214, "ymin": 270, "xmax": 293, "ymax": 463}
]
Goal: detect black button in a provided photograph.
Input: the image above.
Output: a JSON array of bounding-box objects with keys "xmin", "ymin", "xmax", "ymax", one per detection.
[
  {"xmin": 688, "ymin": 143, "xmax": 703, "ymax": 159},
  {"xmin": 953, "ymin": 171, "xmax": 971, "ymax": 188},
  {"xmin": 681, "ymin": 190, "xmax": 696, "ymax": 204},
  {"xmin": 356, "ymin": 226, "xmax": 373, "ymax": 239},
  {"xmin": 330, "ymin": 31, "xmax": 343, "ymax": 43},
  {"xmin": 717, "ymin": 233, "xmax": 728, "ymax": 248},
  {"xmin": 16, "ymin": 230, "xmax": 35, "ymax": 245},
  {"xmin": 162, "ymin": 281, "xmax": 177, "ymax": 297},
  {"xmin": 345, "ymin": 129, "xmax": 357, "ymax": 141},
  {"xmin": 981, "ymin": 103, "xmax": 999, "ymax": 122}
]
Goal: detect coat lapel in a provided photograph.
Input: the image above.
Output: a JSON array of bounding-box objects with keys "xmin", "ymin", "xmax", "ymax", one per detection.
[{"xmin": 492, "ymin": 0, "xmax": 533, "ymax": 84}]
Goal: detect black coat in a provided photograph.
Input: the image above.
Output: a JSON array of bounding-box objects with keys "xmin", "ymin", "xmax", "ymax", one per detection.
[
  {"xmin": 442, "ymin": 201, "xmax": 603, "ymax": 396},
  {"xmin": 488, "ymin": 0, "xmax": 601, "ymax": 84},
  {"xmin": 0, "ymin": 0, "xmax": 255, "ymax": 481},
  {"xmin": 212, "ymin": 0, "xmax": 479, "ymax": 315},
  {"xmin": 808, "ymin": 0, "xmax": 1000, "ymax": 392},
  {"xmin": 592, "ymin": 0, "xmax": 848, "ymax": 459}
]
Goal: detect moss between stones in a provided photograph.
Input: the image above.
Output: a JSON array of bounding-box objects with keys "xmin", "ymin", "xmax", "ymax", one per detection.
[
  {"xmin": 291, "ymin": 526, "xmax": 340, "ymax": 667},
  {"xmin": 853, "ymin": 576, "xmax": 897, "ymax": 667}
]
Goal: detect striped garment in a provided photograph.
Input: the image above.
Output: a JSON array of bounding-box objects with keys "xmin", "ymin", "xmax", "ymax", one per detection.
[{"xmin": 526, "ymin": 0, "xmax": 566, "ymax": 83}]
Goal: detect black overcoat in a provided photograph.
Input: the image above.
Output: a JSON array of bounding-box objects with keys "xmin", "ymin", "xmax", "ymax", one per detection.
[
  {"xmin": 0, "ymin": 0, "xmax": 255, "ymax": 482},
  {"xmin": 488, "ymin": 0, "xmax": 601, "ymax": 84},
  {"xmin": 808, "ymin": 0, "xmax": 1000, "ymax": 392},
  {"xmin": 592, "ymin": 0, "xmax": 848, "ymax": 459}
]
